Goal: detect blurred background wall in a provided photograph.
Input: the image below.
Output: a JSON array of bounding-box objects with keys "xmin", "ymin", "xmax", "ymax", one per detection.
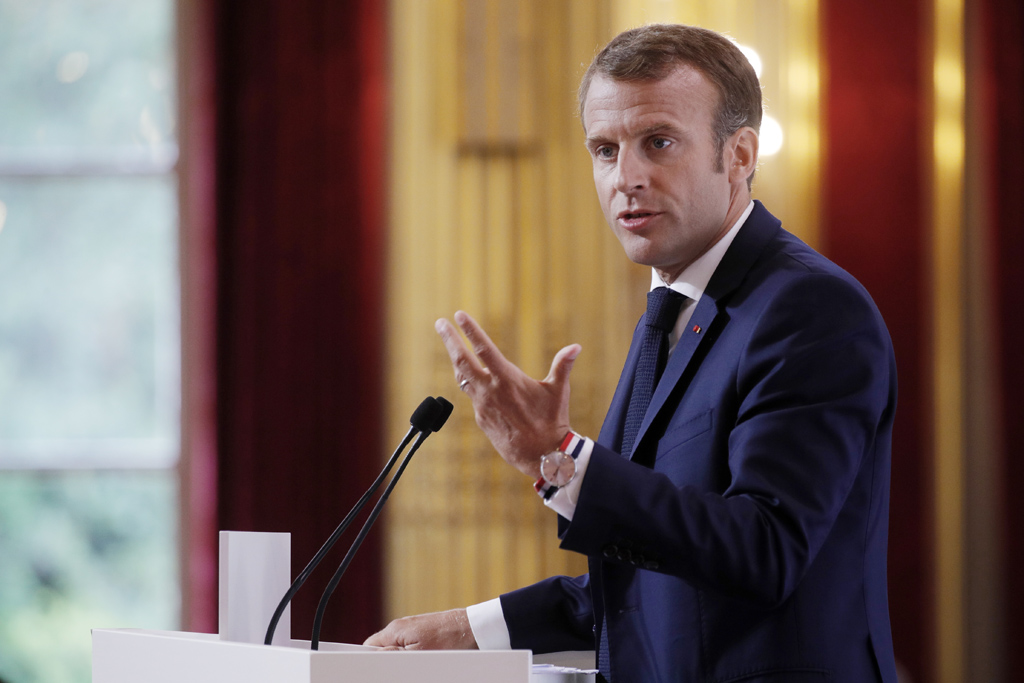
[{"xmin": 1, "ymin": 0, "xmax": 1021, "ymax": 682}]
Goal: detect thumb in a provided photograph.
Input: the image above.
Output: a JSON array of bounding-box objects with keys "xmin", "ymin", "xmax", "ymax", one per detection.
[
  {"xmin": 363, "ymin": 626, "xmax": 392, "ymax": 648},
  {"xmin": 546, "ymin": 344, "xmax": 582, "ymax": 387}
]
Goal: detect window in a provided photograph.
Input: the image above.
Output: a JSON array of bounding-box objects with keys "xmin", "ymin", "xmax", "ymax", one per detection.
[{"xmin": 0, "ymin": 1, "xmax": 180, "ymax": 681}]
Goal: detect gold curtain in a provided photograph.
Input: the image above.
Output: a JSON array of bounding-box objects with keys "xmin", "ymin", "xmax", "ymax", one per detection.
[
  {"xmin": 384, "ymin": 0, "xmax": 632, "ymax": 618},
  {"xmin": 931, "ymin": 0, "xmax": 968, "ymax": 680},
  {"xmin": 383, "ymin": 0, "xmax": 820, "ymax": 620}
]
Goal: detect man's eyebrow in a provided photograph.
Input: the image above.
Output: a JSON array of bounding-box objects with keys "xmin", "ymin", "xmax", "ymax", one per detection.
[{"xmin": 635, "ymin": 122, "xmax": 683, "ymax": 138}]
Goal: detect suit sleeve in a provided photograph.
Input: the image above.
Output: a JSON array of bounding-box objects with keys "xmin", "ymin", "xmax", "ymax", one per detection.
[
  {"xmin": 498, "ymin": 573, "xmax": 596, "ymax": 653},
  {"xmin": 559, "ymin": 273, "xmax": 896, "ymax": 608}
]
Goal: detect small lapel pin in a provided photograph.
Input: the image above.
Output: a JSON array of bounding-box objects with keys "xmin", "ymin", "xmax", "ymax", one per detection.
[{"xmin": 692, "ymin": 325, "xmax": 702, "ymax": 334}]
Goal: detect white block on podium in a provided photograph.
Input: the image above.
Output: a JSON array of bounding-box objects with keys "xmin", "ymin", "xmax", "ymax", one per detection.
[
  {"xmin": 92, "ymin": 629, "xmax": 532, "ymax": 683},
  {"xmin": 218, "ymin": 530, "xmax": 291, "ymax": 645}
]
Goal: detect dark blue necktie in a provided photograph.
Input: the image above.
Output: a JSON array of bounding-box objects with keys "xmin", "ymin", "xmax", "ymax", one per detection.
[
  {"xmin": 598, "ymin": 287, "xmax": 685, "ymax": 680},
  {"xmin": 620, "ymin": 287, "xmax": 686, "ymax": 458}
]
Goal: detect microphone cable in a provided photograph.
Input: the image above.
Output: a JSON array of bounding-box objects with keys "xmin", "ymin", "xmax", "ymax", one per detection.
[
  {"xmin": 310, "ymin": 397, "xmax": 452, "ymax": 649},
  {"xmin": 263, "ymin": 397, "xmax": 446, "ymax": 646}
]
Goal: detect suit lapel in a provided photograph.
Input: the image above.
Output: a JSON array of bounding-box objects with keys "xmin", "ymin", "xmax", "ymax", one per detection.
[
  {"xmin": 626, "ymin": 201, "xmax": 781, "ymax": 461},
  {"xmin": 628, "ymin": 296, "xmax": 719, "ymax": 459},
  {"xmin": 598, "ymin": 317, "xmax": 645, "ymax": 450}
]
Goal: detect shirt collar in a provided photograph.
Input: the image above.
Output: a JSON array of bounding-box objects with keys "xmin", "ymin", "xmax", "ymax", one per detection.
[{"xmin": 649, "ymin": 200, "xmax": 755, "ymax": 300}]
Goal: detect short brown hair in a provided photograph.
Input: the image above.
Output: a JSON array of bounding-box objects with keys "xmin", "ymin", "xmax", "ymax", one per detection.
[{"xmin": 579, "ymin": 24, "xmax": 762, "ymax": 172}]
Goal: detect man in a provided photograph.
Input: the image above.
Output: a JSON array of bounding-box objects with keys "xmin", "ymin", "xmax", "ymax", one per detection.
[{"xmin": 367, "ymin": 24, "xmax": 897, "ymax": 683}]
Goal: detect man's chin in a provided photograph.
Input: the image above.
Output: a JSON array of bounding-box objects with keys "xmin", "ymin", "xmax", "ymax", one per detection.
[
  {"xmin": 613, "ymin": 231, "xmax": 655, "ymax": 265},
  {"xmin": 618, "ymin": 241, "xmax": 663, "ymax": 270}
]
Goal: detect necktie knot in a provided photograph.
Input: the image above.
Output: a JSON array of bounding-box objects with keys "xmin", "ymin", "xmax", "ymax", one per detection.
[{"xmin": 645, "ymin": 287, "xmax": 686, "ymax": 333}]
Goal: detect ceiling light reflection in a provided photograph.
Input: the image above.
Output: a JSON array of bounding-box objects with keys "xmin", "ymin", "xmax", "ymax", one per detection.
[
  {"xmin": 760, "ymin": 116, "xmax": 783, "ymax": 156},
  {"xmin": 737, "ymin": 44, "xmax": 763, "ymax": 79},
  {"xmin": 933, "ymin": 56, "xmax": 964, "ymax": 103}
]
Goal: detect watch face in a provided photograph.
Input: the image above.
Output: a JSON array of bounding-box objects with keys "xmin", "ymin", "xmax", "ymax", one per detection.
[{"xmin": 541, "ymin": 450, "xmax": 576, "ymax": 487}]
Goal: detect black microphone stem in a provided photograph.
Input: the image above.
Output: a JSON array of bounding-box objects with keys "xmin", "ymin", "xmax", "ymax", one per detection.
[
  {"xmin": 310, "ymin": 429, "xmax": 432, "ymax": 650},
  {"xmin": 263, "ymin": 425, "xmax": 418, "ymax": 646}
]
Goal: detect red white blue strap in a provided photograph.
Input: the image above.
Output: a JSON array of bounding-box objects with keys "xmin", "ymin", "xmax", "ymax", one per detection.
[{"xmin": 561, "ymin": 431, "xmax": 584, "ymax": 457}]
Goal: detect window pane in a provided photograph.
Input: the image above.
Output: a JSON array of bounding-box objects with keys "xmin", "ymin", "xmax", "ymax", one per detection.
[
  {"xmin": 0, "ymin": 0, "xmax": 175, "ymax": 162},
  {"xmin": 0, "ymin": 3, "xmax": 182, "ymax": 683},
  {"xmin": 0, "ymin": 471, "xmax": 178, "ymax": 683},
  {"xmin": 0, "ymin": 177, "xmax": 179, "ymax": 467}
]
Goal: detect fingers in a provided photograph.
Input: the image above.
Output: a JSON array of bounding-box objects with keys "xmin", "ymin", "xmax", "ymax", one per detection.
[
  {"xmin": 436, "ymin": 311, "xmax": 581, "ymax": 400},
  {"xmin": 362, "ymin": 618, "xmax": 424, "ymax": 650},
  {"xmin": 451, "ymin": 311, "xmax": 511, "ymax": 376},
  {"xmin": 545, "ymin": 344, "xmax": 582, "ymax": 387},
  {"xmin": 435, "ymin": 316, "xmax": 486, "ymax": 386},
  {"xmin": 435, "ymin": 311, "xmax": 515, "ymax": 393},
  {"xmin": 362, "ymin": 624, "xmax": 396, "ymax": 648}
]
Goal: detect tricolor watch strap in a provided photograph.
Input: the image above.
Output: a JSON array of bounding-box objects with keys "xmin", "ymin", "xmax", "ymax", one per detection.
[{"xmin": 534, "ymin": 431, "xmax": 585, "ymax": 500}]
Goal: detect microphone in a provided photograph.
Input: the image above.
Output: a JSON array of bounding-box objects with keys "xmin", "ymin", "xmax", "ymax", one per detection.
[
  {"xmin": 411, "ymin": 396, "xmax": 447, "ymax": 432},
  {"xmin": 429, "ymin": 395, "xmax": 454, "ymax": 432},
  {"xmin": 309, "ymin": 396, "xmax": 453, "ymax": 649},
  {"xmin": 263, "ymin": 397, "xmax": 446, "ymax": 646}
]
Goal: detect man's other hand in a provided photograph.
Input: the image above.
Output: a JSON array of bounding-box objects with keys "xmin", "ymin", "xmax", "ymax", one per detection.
[
  {"xmin": 362, "ymin": 609, "xmax": 479, "ymax": 650},
  {"xmin": 436, "ymin": 311, "xmax": 581, "ymax": 479}
]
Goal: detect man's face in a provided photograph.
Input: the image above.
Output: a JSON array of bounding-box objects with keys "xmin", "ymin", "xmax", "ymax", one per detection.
[{"xmin": 583, "ymin": 66, "xmax": 748, "ymax": 283}]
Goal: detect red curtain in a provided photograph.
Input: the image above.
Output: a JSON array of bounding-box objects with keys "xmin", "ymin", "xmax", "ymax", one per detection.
[
  {"xmin": 824, "ymin": 0, "xmax": 1024, "ymax": 679},
  {"xmin": 210, "ymin": 0, "xmax": 387, "ymax": 644},
  {"xmin": 821, "ymin": 0, "xmax": 931, "ymax": 679}
]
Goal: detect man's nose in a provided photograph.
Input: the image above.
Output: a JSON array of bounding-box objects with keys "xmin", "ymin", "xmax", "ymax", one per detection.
[{"xmin": 612, "ymin": 150, "xmax": 648, "ymax": 193}]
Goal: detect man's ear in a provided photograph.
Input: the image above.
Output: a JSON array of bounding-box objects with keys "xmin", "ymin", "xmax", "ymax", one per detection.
[{"xmin": 727, "ymin": 127, "xmax": 759, "ymax": 184}]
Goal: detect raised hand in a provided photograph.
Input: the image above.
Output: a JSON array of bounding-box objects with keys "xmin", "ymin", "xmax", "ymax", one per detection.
[{"xmin": 435, "ymin": 311, "xmax": 581, "ymax": 479}]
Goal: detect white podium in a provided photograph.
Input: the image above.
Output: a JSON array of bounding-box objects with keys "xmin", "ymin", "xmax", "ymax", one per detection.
[
  {"xmin": 92, "ymin": 532, "xmax": 594, "ymax": 682},
  {"xmin": 92, "ymin": 628, "xmax": 533, "ymax": 682}
]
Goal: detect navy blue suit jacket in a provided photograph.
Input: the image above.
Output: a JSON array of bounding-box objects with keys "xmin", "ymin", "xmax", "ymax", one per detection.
[{"xmin": 499, "ymin": 203, "xmax": 898, "ymax": 682}]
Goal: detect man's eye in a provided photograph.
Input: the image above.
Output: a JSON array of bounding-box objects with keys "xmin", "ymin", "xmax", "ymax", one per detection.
[
  {"xmin": 651, "ymin": 137, "xmax": 671, "ymax": 150},
  {"xmin": 595, "ymin": 146, "xmax": 616, "ymax": 159}
]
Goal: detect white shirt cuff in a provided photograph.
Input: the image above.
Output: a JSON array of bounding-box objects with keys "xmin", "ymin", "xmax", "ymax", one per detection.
[
  {"xmin": 465, "ymin": 598, "xmax": 511, "ymax": 650},
  {"xmin": 543, "ymin": 437, "xmax": 593, "ymax": 522}
]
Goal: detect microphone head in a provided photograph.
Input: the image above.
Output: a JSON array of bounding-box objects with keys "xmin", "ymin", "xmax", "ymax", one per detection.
[
  {"xmin": 409, "ymin": 397, "xmax": 442, "ymax": 432},
  {"xmin": 430, "ymin": 397, "xmax": 453, "ymax": 432}
]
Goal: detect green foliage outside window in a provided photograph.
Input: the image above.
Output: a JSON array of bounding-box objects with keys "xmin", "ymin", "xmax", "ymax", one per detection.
[{"xmin": 0, "ymin": 474, "xmax": 178, "ymax": 683}]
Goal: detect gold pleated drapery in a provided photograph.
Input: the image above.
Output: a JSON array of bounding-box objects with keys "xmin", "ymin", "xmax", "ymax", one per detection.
[{"xmin": 383, "ymin": 0, "xmax": 820, "ymax": 620}]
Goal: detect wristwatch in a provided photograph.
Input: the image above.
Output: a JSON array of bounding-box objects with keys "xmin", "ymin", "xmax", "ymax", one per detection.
[{"xmin": 535, "ymin": 431, "xmax": 585, "ymax": 500}]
